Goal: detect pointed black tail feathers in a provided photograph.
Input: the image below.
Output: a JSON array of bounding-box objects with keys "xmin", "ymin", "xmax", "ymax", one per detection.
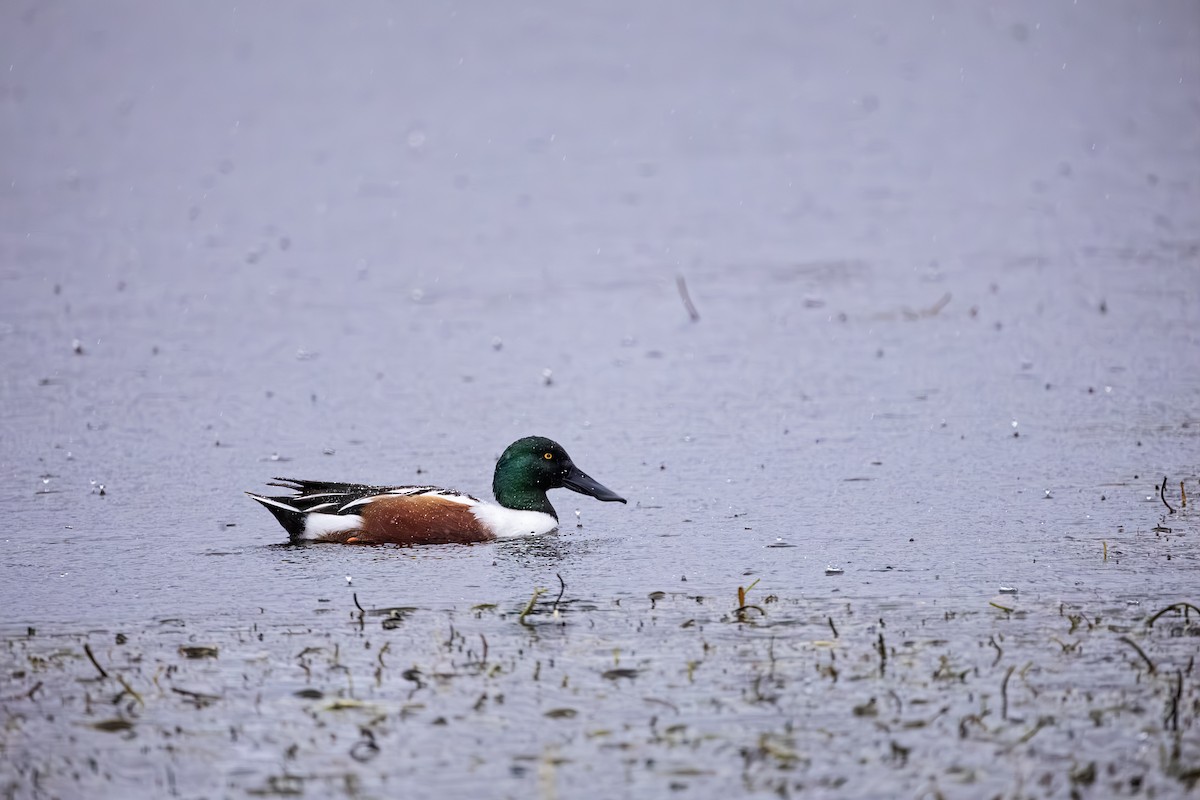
[{"xmin": 246, "ymin": 493, "xmax": 308, "ymax": 540}]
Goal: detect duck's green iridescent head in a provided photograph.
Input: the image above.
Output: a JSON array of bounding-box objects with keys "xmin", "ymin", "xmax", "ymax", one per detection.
[{"xmin": 492, "ymin": 436, "xmax": 626, "ymax": 516}]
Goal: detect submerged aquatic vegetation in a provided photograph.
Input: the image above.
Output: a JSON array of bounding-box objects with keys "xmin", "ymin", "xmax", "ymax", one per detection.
[{"xmin": 2, "ymin": 585, "xmax": 1198, "ymax": 799}]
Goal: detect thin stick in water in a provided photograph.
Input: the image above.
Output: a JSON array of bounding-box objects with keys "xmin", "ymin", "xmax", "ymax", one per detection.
[
  {"xmin": 1167, "ymin": 669, "xmax": 1182, "ymax": 731},
  {"xmin": 1000, "ymin": 665, "xmax": 1015, "ymax": 720},
  {"xmin": 552, "ymin": 573, "xmax": 566, "ymax": 613},
  {"xmin": 1145, "ymin": 602, "xmax": 1200, "ymax": 628},
  {"xmin": 518, "ymin": 587, "xmax": 547, "ymax": 626},
  {"xmin": 83, "ymin": 644, "xmax": 108, "ymax": 679},
  {"xmin": 1118, "ymin": 636, "xmax": 1156, "ymax": 673},
  {"xmin": 1161, "ymin": 476, "xmax": 1176, "ymax": 514},
  {"xmin": 676, "ymin": 276, "xmax": 700, "ymax": 322},
  {"xmin": 116, "ymin": 674, "xmax": 144, "ymax": 706}
]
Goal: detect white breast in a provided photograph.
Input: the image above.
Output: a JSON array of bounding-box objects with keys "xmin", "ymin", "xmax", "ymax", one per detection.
[{"xmin": 470, "ymin": 503, "xmax": 559, "ymax": 538}]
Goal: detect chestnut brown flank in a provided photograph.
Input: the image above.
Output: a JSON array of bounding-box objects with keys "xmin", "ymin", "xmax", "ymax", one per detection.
[{"xmin": 349, "ymin": 495, "xmax": 493, "ymax": 545}]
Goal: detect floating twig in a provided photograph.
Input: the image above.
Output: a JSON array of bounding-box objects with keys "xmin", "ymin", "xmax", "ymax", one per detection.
[
  {"xmin": 876, "ymin": 633, "xmax": 887, "ymax": 676},
  {"xmin": 990, "ymin": 601, "xmax": 1014, "ymax": 613},
  {"xmin": 178, "ymin": 646, "xmax": 218, "ymax": 659},
  {"xmin": 1180, "ymin": 481, "xmax": 1187, "ymax": 508},
  {"xmin": 373, "ymin": 642, "xmax": 390, "ymax": 687},
  {"xmin": 676, "ymin": 276, "xmax": 700, "ymax": 322},
  {"xmin": 733, "ymin": 579, "xmax": 764, "ymax": 622},
  {"xmin": 959, "ymin": 714, "xmax": 987, "ymax": 739},
  {"xmin": 518, "ymin": 587, "xmax": 548, "ymax": 626},
  {"xmin": 1145, "ymin": 602, "xmax": 1200, "ymax": 628},
  {"xmin": 899, "ymin": 292, "xmax": 952, "ymax": 320},
  {"xmin": 1009, "ymin": 716, "xmax": 1053, "ymax": 748},
  {"xmin": 1161, "ymin": 476, "xmax": 1176, "ymax": 514},
  {"xmin": 1067, "ymin": 611, "xmax": 1094, "ymax": 633},
  {"xmin": 733, "ymin": 605, "xmax": 766, "ymax": 619},
  {"xmin": 1167, "ymin": 669, "xmax": 1182, "ymax": 732},
  {"xmin": 1051, "ymin": 637, "xmax": 1080, "ymax": 654},
  {"xmin": 83, "ymin": 644, "xmax": 108, "ymax": 679},
  {"xmin": 827, "ymin": 616, "xmax": 839, "ymax": 639},
  {"xmin": 352, "ymin": 593, "xmax": 366, "ymax": 631},
  {"xmin": 988, "ymin": 635, "xmax": 1003, "ymax": 666},
  {"xmin": 4, "ymin": 681, "xmax": 45, "ymax": 703},
  {"xmin": 643, "ymin": 696, "xmax": 680, "ymax": 714},
  {"xmin": 479, "ymin": 634, "xmax": 488, "ymax": 667},
  {"xmin": 1118, "ymin": 636, "xmax": 1156, "ymax": 673},
  {"xmin": 171, "ymin": 687, "xmax": 218, "ymax": 707},
  {"xmin": 552, "ymin": 573, "xmax": 566, "ymax": 614},
  {"xmin": 1000, "ymin": 665, "xmax": 1015, "ymax": 720},
  {"xmin": 350, "ymin": 728, "xmax": 380, "ymax": 763},
  {"xmin": 737, "ymin": 579, "xmax": 760, "ymax": 609},
  {"xmin": 84, "ymin": 643, "xmax": 143, "ymax": 705},
  {"xmin": 116, "ymin": 674, "xmax": 144, "ymax": 706},
  {"xmin": 922, "ymin": 292, "xmax": 952, "ymax": 317}
]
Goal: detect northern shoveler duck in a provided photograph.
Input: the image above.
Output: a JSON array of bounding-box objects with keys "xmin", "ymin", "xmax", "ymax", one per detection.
[{"xmin": 246, "ymin": 436, "xmax": 625, "ymax": 545}]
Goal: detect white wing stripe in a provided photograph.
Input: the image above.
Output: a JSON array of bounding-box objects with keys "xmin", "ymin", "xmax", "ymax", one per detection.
[
  {"xmin": 252, "ymin": 495, "xmax": 300, "ymax": 513},
  {"xmin": 339, "ymin": 496, "xmax": 378, "ymax": 512},
  {"xmin": 339, "ymin": 489, "xmax": 478, "ymax": 512}
]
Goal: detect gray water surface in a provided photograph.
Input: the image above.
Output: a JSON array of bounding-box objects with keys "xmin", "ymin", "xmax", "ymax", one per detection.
[{"xmin": 2, "ymin": 3, "xmax": 1198, "ymax": 798}]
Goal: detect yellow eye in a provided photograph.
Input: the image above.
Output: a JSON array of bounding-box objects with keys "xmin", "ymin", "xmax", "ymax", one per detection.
[{"xmin": 544, "ymin": 452, "xmax": 553, "ymax": 460}]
